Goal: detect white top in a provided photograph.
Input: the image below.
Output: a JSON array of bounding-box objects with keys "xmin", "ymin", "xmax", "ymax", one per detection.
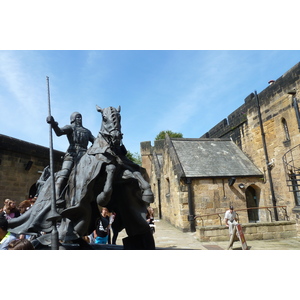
[
  {"xmin": 224, "ymin": 210, "xmax": 236, "ymax": 222},
  {"xmin": 109, "ymin": 214, "xmax": 115, "ymax": 225}
]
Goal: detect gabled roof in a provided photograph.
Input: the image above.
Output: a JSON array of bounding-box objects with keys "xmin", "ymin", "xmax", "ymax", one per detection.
[{"xmin": 168, "ymin": 137, "xmax": 263, "ymax": 178}]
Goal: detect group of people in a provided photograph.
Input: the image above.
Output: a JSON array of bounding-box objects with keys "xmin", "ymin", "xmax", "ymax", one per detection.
[
  {"xmin": 1, "ymin": 196, "xmax": 156, "ymax": 249},
  {"xmin": 0, "ymin": 197, "xmax": 37, "ymax": 250},
  {"xmin": 1, "ymin": 197, "xmax": 36, "ymax": 219},
  {"xmin": 1, "ymin": 198, "xmax": 116, "ymax": 249},
  {"xmin": 0, "ymin": 197, "xmax": 36, "ymax": 219},
  {"xmin": 84, "ymin": 206, "xmax": 156, "ymax": 246}
]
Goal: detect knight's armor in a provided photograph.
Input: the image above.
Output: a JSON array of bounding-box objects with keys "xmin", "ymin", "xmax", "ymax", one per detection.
[{"xmin": 48, "ymin": 112, "xmax": 95, "ymax": 201}]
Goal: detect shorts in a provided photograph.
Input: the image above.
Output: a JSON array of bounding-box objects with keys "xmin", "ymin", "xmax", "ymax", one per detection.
[{"xmin": 95, "ymin": 236, "xmax": 108, "ymax": 244}]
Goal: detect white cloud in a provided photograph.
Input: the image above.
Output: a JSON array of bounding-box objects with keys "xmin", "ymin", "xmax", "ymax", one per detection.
[{"xmin": 0, "ymin": 51, "xmax": 53, "ymax": 148}]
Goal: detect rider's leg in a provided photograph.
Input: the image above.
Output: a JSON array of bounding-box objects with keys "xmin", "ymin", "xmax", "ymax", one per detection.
[{"xmin": 55, "ymin": 159, "xmax": 73, "ymax": 201}]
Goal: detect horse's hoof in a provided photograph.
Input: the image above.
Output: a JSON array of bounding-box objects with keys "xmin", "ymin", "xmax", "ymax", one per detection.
[
  {"xmin": 142, "ymin": 189, "xmax": 154, "ymax": 203},
  {"xmin": 96, "ymin": 192, "xmax": 110, "ymax": 206}
]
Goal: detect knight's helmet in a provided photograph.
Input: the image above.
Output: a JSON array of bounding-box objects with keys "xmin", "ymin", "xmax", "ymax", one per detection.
[{"xmin": 70, "ymin": 112, "xmax": 81, "ymax": 124}]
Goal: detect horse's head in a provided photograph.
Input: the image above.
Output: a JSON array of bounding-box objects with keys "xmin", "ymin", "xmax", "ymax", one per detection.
[{"xmin": 96, "ymin": 105, "xmax": 123, "ymax": 147}]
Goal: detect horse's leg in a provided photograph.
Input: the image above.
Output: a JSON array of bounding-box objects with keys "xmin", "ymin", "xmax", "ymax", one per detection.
[
  {"xmin": 122, "ymin": 170, "xmax": 154, "ymax": 203},
  {"xmin": 96, "ymin": 164, "xmax": 116, "ymax": 206},
  {"xmin": 116, "ymin": 181, "xmax": 155, "ymax": 249}
]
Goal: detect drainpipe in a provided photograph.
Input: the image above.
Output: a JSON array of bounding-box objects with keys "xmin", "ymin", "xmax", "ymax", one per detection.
[
  {"xmin": 288, "ymin": 89, "xmax": 300, "ymax": 130},
  {"xmin": 157, "ymin": 179, "xmax": 162, "ymax": 219},
  {"xmin": 186, "ymin": 177, "xmax": 196, "ymax": 232},
  {"xmin": 254, "ymin": 91, "xmax": 279, "ymax": 221}
]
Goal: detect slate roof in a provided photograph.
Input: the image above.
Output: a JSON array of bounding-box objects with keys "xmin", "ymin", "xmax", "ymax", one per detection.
[{"xmin": 169, "ymin": 138, "xmax": 263, "ymax": 178}]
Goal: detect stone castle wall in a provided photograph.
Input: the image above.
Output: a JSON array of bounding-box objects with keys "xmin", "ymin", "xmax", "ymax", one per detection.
[
  {"xmin": 141, "ymin": 62, "xmax": 300, "ymax": 231},
  {"xmin": 198, "ymin": 220, "xmax": 297, "ymax": 242},
  {"xmin": 200, "ymin": 62, "xmax": 300, "ymax": 222},
  {"xmin": 0, "ymin": 134, "xmax": 64, "ymax": 204}
]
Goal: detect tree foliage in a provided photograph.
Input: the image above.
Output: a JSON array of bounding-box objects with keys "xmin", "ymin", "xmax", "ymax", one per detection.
[
  {"xmin": 155, "ymin": 130, "xmax": 183, "ymax": 140},
  {"xmin": 126, "ymin": 150, "xmax": 142, "ymax": 166}
]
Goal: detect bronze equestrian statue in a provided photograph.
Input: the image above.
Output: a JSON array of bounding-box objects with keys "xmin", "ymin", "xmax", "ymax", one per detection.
[{"xmin": 8, "ymin": 106, "xmax": 155, "ymax": 249}]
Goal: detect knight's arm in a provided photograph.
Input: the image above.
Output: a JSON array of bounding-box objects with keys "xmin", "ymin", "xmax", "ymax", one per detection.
[
  {"xmin": 46, "ymin": 116, "xmax": 71, "ymax": 136},
  {"xmin": 86, "ymin": 128, "xmax": 95, "ymax": 144},
  {"xmin": 89, "ymin": 132, "xmax": 95, "ymax": 144}
]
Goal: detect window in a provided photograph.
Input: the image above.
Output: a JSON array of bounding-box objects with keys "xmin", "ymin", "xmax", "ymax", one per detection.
[
  {"xmin": 165, "ymin": 178, "xmax": 170, "ymax": 198},
  {"xmin": 282, "ymin": 118, "xmax": 290, "ymax": 141}
]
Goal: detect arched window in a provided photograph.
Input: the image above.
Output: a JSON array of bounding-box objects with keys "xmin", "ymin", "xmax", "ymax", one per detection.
[
  {"xmin": 282, "ymin": 118, "xmax": 290, "ymax": 141},
  {"xmin": 29, "ymin": 183, "xmax": 37, "ymax": 198}
]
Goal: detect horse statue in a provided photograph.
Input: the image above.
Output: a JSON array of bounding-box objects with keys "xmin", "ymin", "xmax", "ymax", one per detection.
[{"xmin": 8, "ymin": 105, "xmax": 155, "ymax": 249}]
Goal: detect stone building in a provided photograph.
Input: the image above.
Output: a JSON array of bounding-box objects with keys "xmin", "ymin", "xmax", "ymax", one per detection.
[
  {"xmin": 141, "ymin": 61, "xmax": 300, "ymax": 234},
  {"xmin": 141, "ymin": 137, "xmax": 264, "ymax": 232},
  {"xmin": 0, "ymin": 134, "xmax": 64, "ymax": 203}
]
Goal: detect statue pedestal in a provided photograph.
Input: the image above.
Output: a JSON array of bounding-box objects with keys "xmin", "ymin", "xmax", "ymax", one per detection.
[
  {"xmin": 32, "ymin": 231, "xmax": 155, "ymax": 250},
  {"xmin": 61, "ymin": 242, "xmax": 124, "ymax": 250},
  {"xmin": 122, "ymin": 231, "xmax": 155, "ymax": 250}
]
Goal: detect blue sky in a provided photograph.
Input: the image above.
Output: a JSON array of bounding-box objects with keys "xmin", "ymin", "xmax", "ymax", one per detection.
[{"xmin": 0, "ymin": 50, "xmax": 299, "ymax": 154}]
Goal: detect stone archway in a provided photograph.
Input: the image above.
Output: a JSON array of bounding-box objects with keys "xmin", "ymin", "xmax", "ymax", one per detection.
[
  {"xmin": 245, "ymin": 185, "xmax": 259, "ymax": 223},
  {"xmin": 28, "ymin": 183, "xmax": 37, "ymax": 198}
]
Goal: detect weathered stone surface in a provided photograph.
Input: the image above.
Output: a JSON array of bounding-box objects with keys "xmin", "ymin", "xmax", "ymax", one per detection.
[
  {"xmin": 196, "ymin": 221, "xmax": 296, "ymax": 242},
  {"xmin": 141, "ymin": 62, "xmax": 300, "ymax": 234},
  {"xmin": 0, "ymin": 134, "xmax": 64, "ymax": 202}
]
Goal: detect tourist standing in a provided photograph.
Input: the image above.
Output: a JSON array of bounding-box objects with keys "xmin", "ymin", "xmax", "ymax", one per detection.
[
  {"xmin": 94, "ymin": 207, "xmax": 111, "ymax": 244},
  {"xmin": 224, "ymin": 205, "xmax": 238, "ymax": 236}
]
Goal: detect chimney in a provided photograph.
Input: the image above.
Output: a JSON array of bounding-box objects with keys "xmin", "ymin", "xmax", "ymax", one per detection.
[{"xmin": 268, "ymin": 80, "xmax": 275, "ymax": 85}]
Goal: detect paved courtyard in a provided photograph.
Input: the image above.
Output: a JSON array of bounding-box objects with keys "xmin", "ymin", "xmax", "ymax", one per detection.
[{"xmin": 116, "ymin": 219, "xmax": 300, "ymax": 250}]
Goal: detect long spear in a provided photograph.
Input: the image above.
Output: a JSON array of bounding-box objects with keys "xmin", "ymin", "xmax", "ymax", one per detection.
[{"xmin": 46, "ymin": 76, "xmax": 60, "ymax": 250}]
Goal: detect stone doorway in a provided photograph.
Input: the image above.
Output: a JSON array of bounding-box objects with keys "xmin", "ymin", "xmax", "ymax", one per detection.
[{"xmin": 245, "ymin": 186, "xmax": 259, "ymax": 223}]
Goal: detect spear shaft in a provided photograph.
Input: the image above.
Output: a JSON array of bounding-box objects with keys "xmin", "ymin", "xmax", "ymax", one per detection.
[{"xmin": 46, "ymin": 76, "xmax": 59, "ymax": 250}]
